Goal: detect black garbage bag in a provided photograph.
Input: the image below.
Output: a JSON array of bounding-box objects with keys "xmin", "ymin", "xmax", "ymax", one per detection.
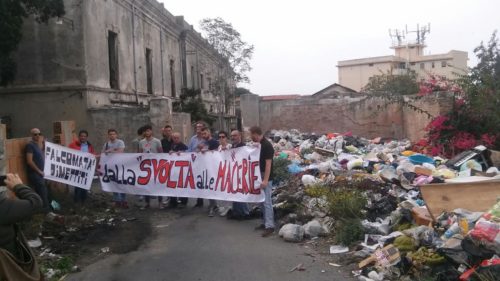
[
  {"xmin": 461, "ymin": 236, "xmax": 496, "ymax": 265},
  {"xmin": 438, "ymin": 247, "xmax": 472, "ymax": 265}
]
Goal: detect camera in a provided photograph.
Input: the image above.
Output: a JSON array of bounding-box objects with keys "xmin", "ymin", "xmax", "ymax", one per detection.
[{"xmin": 0, "ymin": 175, "xmax": 6, "ymax": 186}]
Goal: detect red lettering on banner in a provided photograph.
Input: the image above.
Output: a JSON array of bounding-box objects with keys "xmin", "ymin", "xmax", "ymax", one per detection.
[
  {"xmin": 138, "ymin": 160, "xmax": 152, "ymax": 185},
  {"xmin": 232, "ymin": 161, "xmax": 241, "ymax": 194},
  {"xmin": 185, "ymin": 165, "xmax": 195, "ymax": 189},
  {"xmin": 166, "ymin": 161, "xmax": 176, "ymax": 188},
  {"xmin": 175, "ymin": 161, "xmax": 189, "ymax": 188},
  {"xmin": 215, "ymin": 160, "xmax": 226, "ymax": 192},
  {"xmin": 158, "ymin": 160, "xmax": 170, "ymax": 184},
  {"xmin": 242, "ymin": 159, "xmax": 248, "ymax": 194},
  {"xmin": 249, "ymin": 161, "xmax": 260, "ymax": 194},
  {"xmin": 237, "ymin": 163, "xmax": 242, "ymax": 188},
  {"xmin": 224, "ymin": 162, "xmax": 233, "ymax": 193}
]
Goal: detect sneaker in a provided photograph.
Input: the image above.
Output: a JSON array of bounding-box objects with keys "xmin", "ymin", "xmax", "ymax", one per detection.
[
  {"xmin": 208, "ymin": 208, "xmax": 215, "ymax": 217},
  {"xmin": 254, "ymin": 224, "xmax": 265, "ymax": 231},
  {"xmin": 261, "ymin": 228, "xmax": 275, "ymax": 237}
]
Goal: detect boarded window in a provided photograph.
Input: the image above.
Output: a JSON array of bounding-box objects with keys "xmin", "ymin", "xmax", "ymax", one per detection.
[
  {"xmin": 420, "ymin": 63, "xmax": 425, "ymax": 70},
  {"xmin": 108, "ymin": 31, "xmax": 119, "ymax": 89},
  {"xmin": 146, "ymin": 48, "xmax": 153, "ymax": 95},
  {"xmin": 431, "ymin": 62, "xmax": 435, "ymax": 68},
  {"xmin": 441, "ymin": 61, "xmax": 447, "ymax": 67},
  {"xmin": 170, "ymin": 60, "xmax": 176, "ymax": 98},
  {"xmin": 191, "ymin": 66, "xmax": 196, "ymax": 89}
]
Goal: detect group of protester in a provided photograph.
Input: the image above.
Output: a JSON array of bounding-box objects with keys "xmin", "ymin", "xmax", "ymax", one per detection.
[{"xmin": 22, "ymin": 122, "xmax": 276, "ymax": 237}]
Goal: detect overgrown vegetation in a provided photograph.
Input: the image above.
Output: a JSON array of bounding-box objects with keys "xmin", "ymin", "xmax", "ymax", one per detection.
[
  {"xmin": 335, "ymin": 218, "xmax": 365, "ymax": 246},
  {"xmin": 0, "ymin": 0, "xmax": 65, "ymax": 86},
  {"xmin": 172, "ymin": 88, "xmax": 215, "ymax": 126},
  {"xmin": 419, "ymin": 31, "xmax": 500, "ymax": 156},
  {"xmin": 272, "ymin": 158, "xmax": 292, "ymax": 185},
  {"xmin": 41, "ymin": 256, "xmax": 75, "ymax": 281},
  {"xmin": 305, "ymin": 183, "xmax": 368, "ymax": 246}
]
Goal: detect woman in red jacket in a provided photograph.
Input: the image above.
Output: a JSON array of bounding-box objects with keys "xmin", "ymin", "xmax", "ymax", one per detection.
[{"xmin": 68, "ymin": 130, "xmax": 96, "ymax": 204}]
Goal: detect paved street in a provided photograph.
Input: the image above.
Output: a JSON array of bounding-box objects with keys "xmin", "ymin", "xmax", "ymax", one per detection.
[{"xmin": 67, "ymin": 207, "xmax": 353, "ymax": 281}]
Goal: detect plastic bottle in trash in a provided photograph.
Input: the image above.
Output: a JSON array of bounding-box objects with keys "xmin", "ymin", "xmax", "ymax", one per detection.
[
  {"xmin": 442, "ymin": 223, "xmax": 460, "ymax": 239},
  {"xmin": 459, "ymin": 218, "xmax": 469, "ymax": 234}
]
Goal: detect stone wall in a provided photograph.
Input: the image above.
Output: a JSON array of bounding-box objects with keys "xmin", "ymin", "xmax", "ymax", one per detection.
[{"xmin": 240, "ymin": 93, "xmax": 454, "ymax": 141}]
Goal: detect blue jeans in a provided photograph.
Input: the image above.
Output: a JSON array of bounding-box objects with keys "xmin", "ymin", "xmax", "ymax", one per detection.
[
  {"xmin": 232, "ymin": 202, "xmax": 250, "ymax": 216},
  {"xmin": 261, "ymin": 181, "xmax": 274, "ymax": 229},
  {"xmin": 113, "ymin": 193, "xmax": 126, "ymax": 202}
]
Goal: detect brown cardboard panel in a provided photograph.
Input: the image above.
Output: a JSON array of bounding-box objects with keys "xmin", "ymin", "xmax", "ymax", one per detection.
[{"xmin": 420, "ymin": 180, "xmax": 500, "ymax": 220}]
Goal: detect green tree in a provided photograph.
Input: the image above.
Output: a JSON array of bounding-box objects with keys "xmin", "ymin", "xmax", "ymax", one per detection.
[
  {"xmin": 199, "ymin": 17, "xmax": 254, "ymax": 84},
  {"xmin": 234, "ymin": 87, "xmax": 253, "ymax": 96},
  {"xmin": 173, "ymin": 88, "xmax": 215, "ymax": 126},
  {"xmin": 363, "ymin": 70, "xmax": 419, "ymax": 96},
  {"xmin": 422, "ymin": 31, "xmax": 500, "ymax": 156},
  {"xmin": 457, "ymin": 31, "xmax": 500, "ymax": 138},
  {"xmin": 0, "ymin": 0, "xmax": 65, "ymax": 86}
]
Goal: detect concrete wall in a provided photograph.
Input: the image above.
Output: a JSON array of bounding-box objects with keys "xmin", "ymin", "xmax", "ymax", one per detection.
[
  {"xmin": 240, "ymin": 94, "xmax": 261, "ymax": 130},
  {"xmin": 338, "ymin": 62, "xmax": 394, "ymax": 91},
  {"xmin": 10, "ymin": 0, "xmax": 86, "ymax": 88},
  {"xmin": 172, "ymin": 112, "xmax": 192, "ymax": 144}
]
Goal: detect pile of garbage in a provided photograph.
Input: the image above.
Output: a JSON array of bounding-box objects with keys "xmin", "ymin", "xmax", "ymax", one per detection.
[{"xmin": 268, "ymin": 129, "xmax": 500, "ymax": 281}]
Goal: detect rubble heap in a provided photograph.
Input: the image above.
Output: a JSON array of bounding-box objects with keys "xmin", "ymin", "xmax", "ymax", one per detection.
[{"xmin": 268, "ymin": 129, "xmax": 500, "ymax": 281}]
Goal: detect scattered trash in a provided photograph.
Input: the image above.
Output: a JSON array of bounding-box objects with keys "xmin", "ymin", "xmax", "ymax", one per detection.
[
  {"xmin": 289, "ymin": 263, "xmax": 306, "ymax": 272},
  {"xmin": 27, "ymin": 238, "xmax": 42, "ymax": 248},
  {"xmin": 329, "ymin": 245, "xmax": 349, "ymax": 254},
  {"xmin": 100, "ymin": 247, "xmax": 110, "ymax": 254},
  {"xmin": 279, "ymin": 224, "xmax": 305, "ymax": 243},
  {"xmin": 155, "ymin": 224, "xmax": 169, "ymax": 228}
]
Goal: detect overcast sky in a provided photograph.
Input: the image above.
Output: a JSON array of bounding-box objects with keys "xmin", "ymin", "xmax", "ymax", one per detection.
[{"xmin": 159, "ymin": 0, "xmax": 500, "ymax": 96}]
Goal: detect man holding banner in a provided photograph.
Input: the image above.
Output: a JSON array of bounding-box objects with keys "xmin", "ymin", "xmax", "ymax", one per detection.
[
  {"xmin": 249, "ymin": 126, "xmax": 275, "ymax": 237},
  {"xmin": 102, "ymin": 129, "xmax": 127, "ymax": 208},
  {"xmin": 25, "ymin": 128, "xmax": 50, "ymax": 212},
  {"xmin": 69, "ymin": 130, "xmax": 96, "ymax": 204},
  {"xmin": 139, "ymin": 125, "xmax": 164, "ymax": 209}
]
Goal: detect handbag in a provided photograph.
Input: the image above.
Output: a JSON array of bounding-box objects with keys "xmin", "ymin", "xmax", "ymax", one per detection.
[{"xmin": 0, "ymin": 225, "xmax": 42, "ymax": 281}]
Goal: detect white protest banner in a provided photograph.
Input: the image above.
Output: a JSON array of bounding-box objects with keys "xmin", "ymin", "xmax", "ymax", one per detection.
[
  {"xmin": 44, "ymin": 142, "xmax": 97, "ymax": 190},
  {"xmin": 99, "ymin": 146, "xmax": 264, "ymax": 203}
]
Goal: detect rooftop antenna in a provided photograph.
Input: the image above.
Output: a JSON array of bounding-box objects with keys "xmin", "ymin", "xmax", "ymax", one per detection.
[
  {"xmin": 405, "ymin": 23, "xmax": 431, "ymax": 45},
  {"xmin": 389, "ymin": 28, "xmax": 405, "ymax": 47}
]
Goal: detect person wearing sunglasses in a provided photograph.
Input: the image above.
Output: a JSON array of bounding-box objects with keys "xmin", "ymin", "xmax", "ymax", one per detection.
[
  {"xmin": 25, "ymin": 128, "xmax": 50, "ymax": 212},
  {"xmin": 217, "ymin": 131, "xmax": 232, "ymax": 151}
]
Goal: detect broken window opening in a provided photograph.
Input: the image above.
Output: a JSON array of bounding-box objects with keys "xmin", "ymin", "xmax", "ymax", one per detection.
[
  {"xmin": 108, "ymin": 31, "xmax": 119, "ymax": 90},
  {"xmin": 146, "ymin": 48, "xmax": 153, "ymax": 95}
]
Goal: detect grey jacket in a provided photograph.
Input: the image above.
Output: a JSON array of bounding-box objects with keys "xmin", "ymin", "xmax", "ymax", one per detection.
[{"xmin": 0, "ymin": 184, "xmax": 43, "ymax": 258}]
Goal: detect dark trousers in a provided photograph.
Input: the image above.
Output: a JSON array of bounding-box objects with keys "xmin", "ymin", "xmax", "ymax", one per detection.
[
  {"xmin": 145, "ymin": 196, "xmax": 163, "ymax": 205},
  {"xmin": 29, "ymin": 175, "xmax": 50, "ymax": 212},
  {"xmin": 169, "ymin": 197, "xmax": 188, "ymax": 207},
  {"xmin": 74, "ymin": 187, "xmax": 88, "ymax": 203}
]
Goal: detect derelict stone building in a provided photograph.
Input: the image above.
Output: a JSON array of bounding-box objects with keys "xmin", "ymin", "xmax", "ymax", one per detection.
[{"xmin": 0, "ymin": 0, "xmax": 236, "ymax": 147}]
